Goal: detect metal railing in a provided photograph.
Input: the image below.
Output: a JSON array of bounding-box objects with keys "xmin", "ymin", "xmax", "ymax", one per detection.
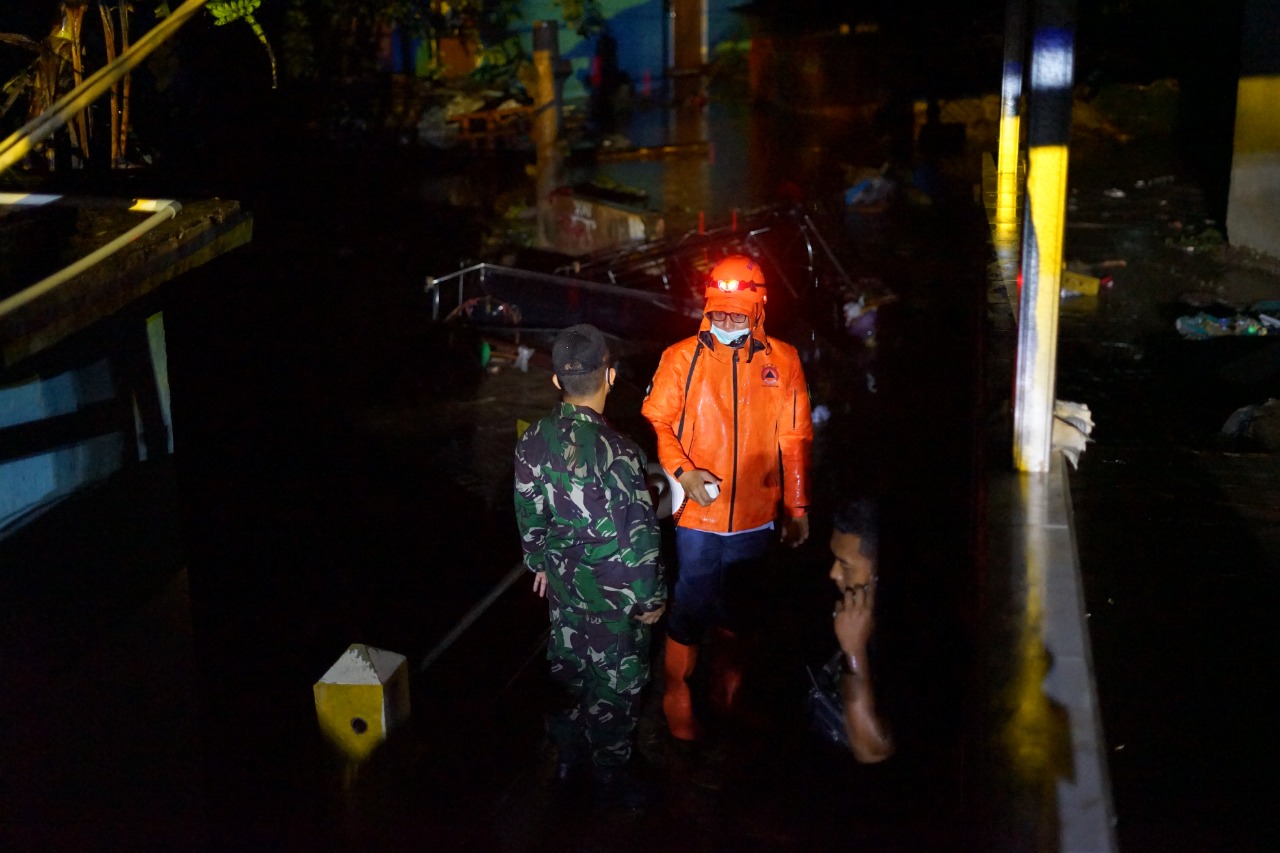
[
  {"xmin": 424, "ymin": 261, "xmax": 696, "ymax": 339},
  {"xmin": 423, "ymin": 205, "xmax": 860, "ymax": 344}
]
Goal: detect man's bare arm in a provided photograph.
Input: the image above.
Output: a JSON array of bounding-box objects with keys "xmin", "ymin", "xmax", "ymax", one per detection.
[{"xmin": 834, "ymin": 585, "xmax": 894, "ymax": 763}]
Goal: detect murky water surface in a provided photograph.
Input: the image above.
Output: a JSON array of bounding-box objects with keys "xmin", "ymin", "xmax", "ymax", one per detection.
[{"xmin": 145, "ymin": 92, "xmax": 981, "ymax": 850}]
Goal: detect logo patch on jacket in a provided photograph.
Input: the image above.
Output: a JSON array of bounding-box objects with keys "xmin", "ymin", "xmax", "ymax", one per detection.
[{"xmin": 761, "ymin": 364, "xmax": 780, "ymax": 386}]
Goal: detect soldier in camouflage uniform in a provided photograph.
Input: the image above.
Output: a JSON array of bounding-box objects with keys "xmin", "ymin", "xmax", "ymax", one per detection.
[{"xmin": 514, "ymin": 324, "xmax": 667, "ymax": 806}]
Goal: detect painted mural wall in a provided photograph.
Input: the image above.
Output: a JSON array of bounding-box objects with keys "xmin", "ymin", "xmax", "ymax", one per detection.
[
  {"xmin": 520, "ymin": 1, "xmax": 747, "ymax": 102},
  {"xmin": 380, "ymin": 1, "xmax": 749, "ymax": 103}
]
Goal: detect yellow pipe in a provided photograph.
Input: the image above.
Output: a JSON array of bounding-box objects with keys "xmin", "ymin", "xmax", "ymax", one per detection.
[
  {"xmin": 0, "ymin": 0, "xmax": 208, "ymax": 177},
  {"xmin": 0, "ymin": 196, "xmax": 181, "ymax": 319}
]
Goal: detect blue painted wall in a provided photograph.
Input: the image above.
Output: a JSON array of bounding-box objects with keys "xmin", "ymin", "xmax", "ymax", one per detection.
[
  {"xmin": 379, "ymin": 2, "xmax": 751, "ymax": 102},
  {"xmin": 525, "ymin": 0, "xmax": 748, "ymax": 102},
  {"xmin": 0, "ymin": 360, "xmax": 122, "ymax": 528},
  {"xmin": 0, "ymin": 313, "xmax": 172, "ymax": 535}
]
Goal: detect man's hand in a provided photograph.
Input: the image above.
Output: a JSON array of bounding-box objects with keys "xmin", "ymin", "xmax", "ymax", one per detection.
[
  {"xmin": 833, "ymin": 582, "xmax": 874, "ymax": 659},
  {"xmin": 780, "ymin": 513, "xmax": 810, "ymax": 547},
  {"xmin": 645, "ymin": 472, "xmax": 665, "ymax": 508},
  {"xmin": 532, "ymin": 571, "xmax": 547, "ymax": 598},
  {"xmin": 635, "ymin": 604, "xmax": 666, "ymax": 624},
  {"xmin": 833, "ymin": 580, "xmax": 893, "ymax": 763},
  {"xmin": 678, "ymin": 468, "xmax": 722, "ymax": 507}
]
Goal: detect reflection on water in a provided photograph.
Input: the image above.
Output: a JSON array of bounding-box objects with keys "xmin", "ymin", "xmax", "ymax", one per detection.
[
  {"xmin": 576, "ymin": 101, "xmax": 870, "ymax": 233},
  {"xmin": 8, "ymin": 89, "xmax": 963, "ymax": 851}
]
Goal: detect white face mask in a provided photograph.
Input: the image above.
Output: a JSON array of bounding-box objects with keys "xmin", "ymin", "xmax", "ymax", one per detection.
[{"xmin": 710, "ymin": 323, "xmax": 749, "ymax": 347}]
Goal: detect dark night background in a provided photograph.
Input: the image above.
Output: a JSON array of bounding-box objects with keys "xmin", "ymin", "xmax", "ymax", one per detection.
[
  {"xmin": 1, "ymin": 1, "xmax": 1267, "ymax": 850},
  {"xmin": 0, "ymin": 1, "xmax": 1250, "ymax": 220}
]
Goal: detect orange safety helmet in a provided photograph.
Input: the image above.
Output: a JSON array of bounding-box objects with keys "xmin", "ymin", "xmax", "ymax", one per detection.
[{"xmin": 709, "ymin": 255, "xmax": 767, "ymax": 295}]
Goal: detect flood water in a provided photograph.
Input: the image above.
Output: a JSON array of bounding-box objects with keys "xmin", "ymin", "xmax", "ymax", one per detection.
[
  {"xmin": 0, "ymin": 81, "xmax": 985, "ymax": 851},
  {"xmin": 9, "ymin": 51, "xmax": 1276, "ymax": 850},
  {"xmin": 148, "ymin": 93, "xmax": 979, "ymax": 850}
]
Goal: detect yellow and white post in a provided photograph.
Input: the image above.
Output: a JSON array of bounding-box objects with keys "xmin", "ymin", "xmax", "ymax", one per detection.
[
  {"xmin": 990, "ymin": 0, "xmax": 1029, "ymax": 323},
  {"xmin": 313, "ymin": 643, "xmax": 410, "ymax": 766},
  {"xmin": 1225, "ymin": 0, "xmax": 1280, "ymax": 260},
  {"xmin": 993, "ymin": 0, "xmax": 1024, "ymax": 257},
  {"xmin": 996, "ymin": 0, "xmax": 1027, "ymax": 247},
  {"xmin": 1014, "ymin": 1, "xmax": 1076, "ymax": 473}
]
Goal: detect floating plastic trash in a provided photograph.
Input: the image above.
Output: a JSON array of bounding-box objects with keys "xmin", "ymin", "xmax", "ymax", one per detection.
[
  {"xmin": 514, "ymin": 345, "xmax": 534, "ymax": 372},
  {"xmin": 1175, "ymin": 312, "xmax": 1269, "ymax": 339},
  {"xmin": 844, "ymin": 177, "xmax": 894, "ymax": 208}
]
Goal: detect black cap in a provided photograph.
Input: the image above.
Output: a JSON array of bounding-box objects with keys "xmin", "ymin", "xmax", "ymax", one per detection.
[{"xmin": 552, "ymin": 324, "xmax": 609, "ymax": 375}]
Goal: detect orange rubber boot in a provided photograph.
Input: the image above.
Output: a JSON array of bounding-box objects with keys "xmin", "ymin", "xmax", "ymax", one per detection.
[
  {"xmin": 709, "ymin": 628, "xmax": 745, "ymax": 716},
  {"xmin": 662, "ymin": 637, "xmax": 702, "ymax": 741}
]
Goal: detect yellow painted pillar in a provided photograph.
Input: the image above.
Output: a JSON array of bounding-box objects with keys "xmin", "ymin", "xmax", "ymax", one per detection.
[
  {"xmin": 313, "ymin": 644, "xmax": 410, "ymax": 764},
  {"xmin": 1013, "ymin": 2, "xmax": 1075, "ymax": 473},
  {"xmin": 1226, "ymin": 0, "xmax": 1280, "ymax": 259},
  {"xmin": 996, "ymin": 0, "xmax": 1028, "ymax": 246},
  {"xmin": 533, "ymin": 21, "xmax": 567, "ymax": 249},
  {"xmin": 990, "ymin": 0, "xmax": 1029, "ymax": 325}
]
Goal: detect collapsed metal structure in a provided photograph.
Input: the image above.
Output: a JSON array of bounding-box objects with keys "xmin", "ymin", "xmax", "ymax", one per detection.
[{"xmin": 424, "ymin": 203, "xmax": 863, "ymax": 348}]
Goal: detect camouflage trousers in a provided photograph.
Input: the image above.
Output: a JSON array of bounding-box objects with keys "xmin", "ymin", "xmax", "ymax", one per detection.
[{"xmin": 546, "ymin": 611, "xmax": 652, "ymax": 767}]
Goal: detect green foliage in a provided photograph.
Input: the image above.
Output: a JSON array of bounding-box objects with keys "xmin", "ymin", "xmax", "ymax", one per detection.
[
  {"xmin": 208, "ymin": 1, "xmax": 263, "ymax": 26},
  {"xmin": 206, "ymin": 1, "xmax": 278, "ymax": 87},
  {"xmin": 476, "ymin": 34, "xmax": 526, "ymax": 75},
  {"xmin": 153, "ymin": 1, "xmax": 278, "ymax": 87},
  {"xmin": 554, "ymin": 0, "xmax": 606, "ymax": 38},
  {"xmin": 1166, "ymin": 227, "xmax": 1226, "ymax": 254}
]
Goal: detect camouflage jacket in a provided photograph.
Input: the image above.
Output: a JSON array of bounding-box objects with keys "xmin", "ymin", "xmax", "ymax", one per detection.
[{"xmin": 514, "ymin": 402, "xmax": 666, "ymax": 622}]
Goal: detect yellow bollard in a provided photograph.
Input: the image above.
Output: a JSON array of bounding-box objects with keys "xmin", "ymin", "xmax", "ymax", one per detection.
[
  {"xmin": 1060, "ymin": 269, "xmax": 1100, "ymax": 296},
  {"xmin": 313, "ymin": 644, "xmax": 410, "ymax": 764}
]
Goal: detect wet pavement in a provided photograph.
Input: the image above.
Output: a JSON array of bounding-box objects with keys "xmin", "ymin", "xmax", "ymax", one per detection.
[{"xmin": 1054, "ymin": 141, "xmax": 1280, "ymax": 851}]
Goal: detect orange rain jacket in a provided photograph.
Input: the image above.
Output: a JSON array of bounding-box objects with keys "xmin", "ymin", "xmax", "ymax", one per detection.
[{"xmin": 642, "ymin": 286, "xmax": 813, "ymax": 533}]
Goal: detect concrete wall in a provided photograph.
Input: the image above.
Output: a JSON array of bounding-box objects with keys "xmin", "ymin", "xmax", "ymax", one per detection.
[
  {"xmin": 0, "ymin": 313, "xmax": 172, "ymax": 535},
  {"xmin": 0, "ymin": 360, "xmax": 123, "ymax": 527}
]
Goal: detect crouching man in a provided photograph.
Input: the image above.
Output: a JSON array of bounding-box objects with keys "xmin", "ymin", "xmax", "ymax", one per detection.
[{"xmin": 829, "ymin": 497, "xmax": 894, "ymax": 763}]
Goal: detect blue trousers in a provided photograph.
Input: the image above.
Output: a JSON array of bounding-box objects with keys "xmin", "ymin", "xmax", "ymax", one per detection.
[{"xmin": 667, "ymin": 526, "xmax": 774, "ymax": 646}]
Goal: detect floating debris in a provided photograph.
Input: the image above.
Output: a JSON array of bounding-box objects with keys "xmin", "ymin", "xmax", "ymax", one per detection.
[
  {"xmin": 1134, "ymin": 175, "xmax": 1175, "ymax": 189},
  {"xmin": 1175, "ymin": 312, "xmax": 1269, "ymax": 339},
  {"xmin": 1054, "ymin": 399, "xmax": 1095, "ymax": 468}
]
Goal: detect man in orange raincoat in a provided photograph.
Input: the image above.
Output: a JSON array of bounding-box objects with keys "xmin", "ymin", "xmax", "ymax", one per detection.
[{"xmin": 641, "ymin": 254, "xmax": 813, "ymax": 741}]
